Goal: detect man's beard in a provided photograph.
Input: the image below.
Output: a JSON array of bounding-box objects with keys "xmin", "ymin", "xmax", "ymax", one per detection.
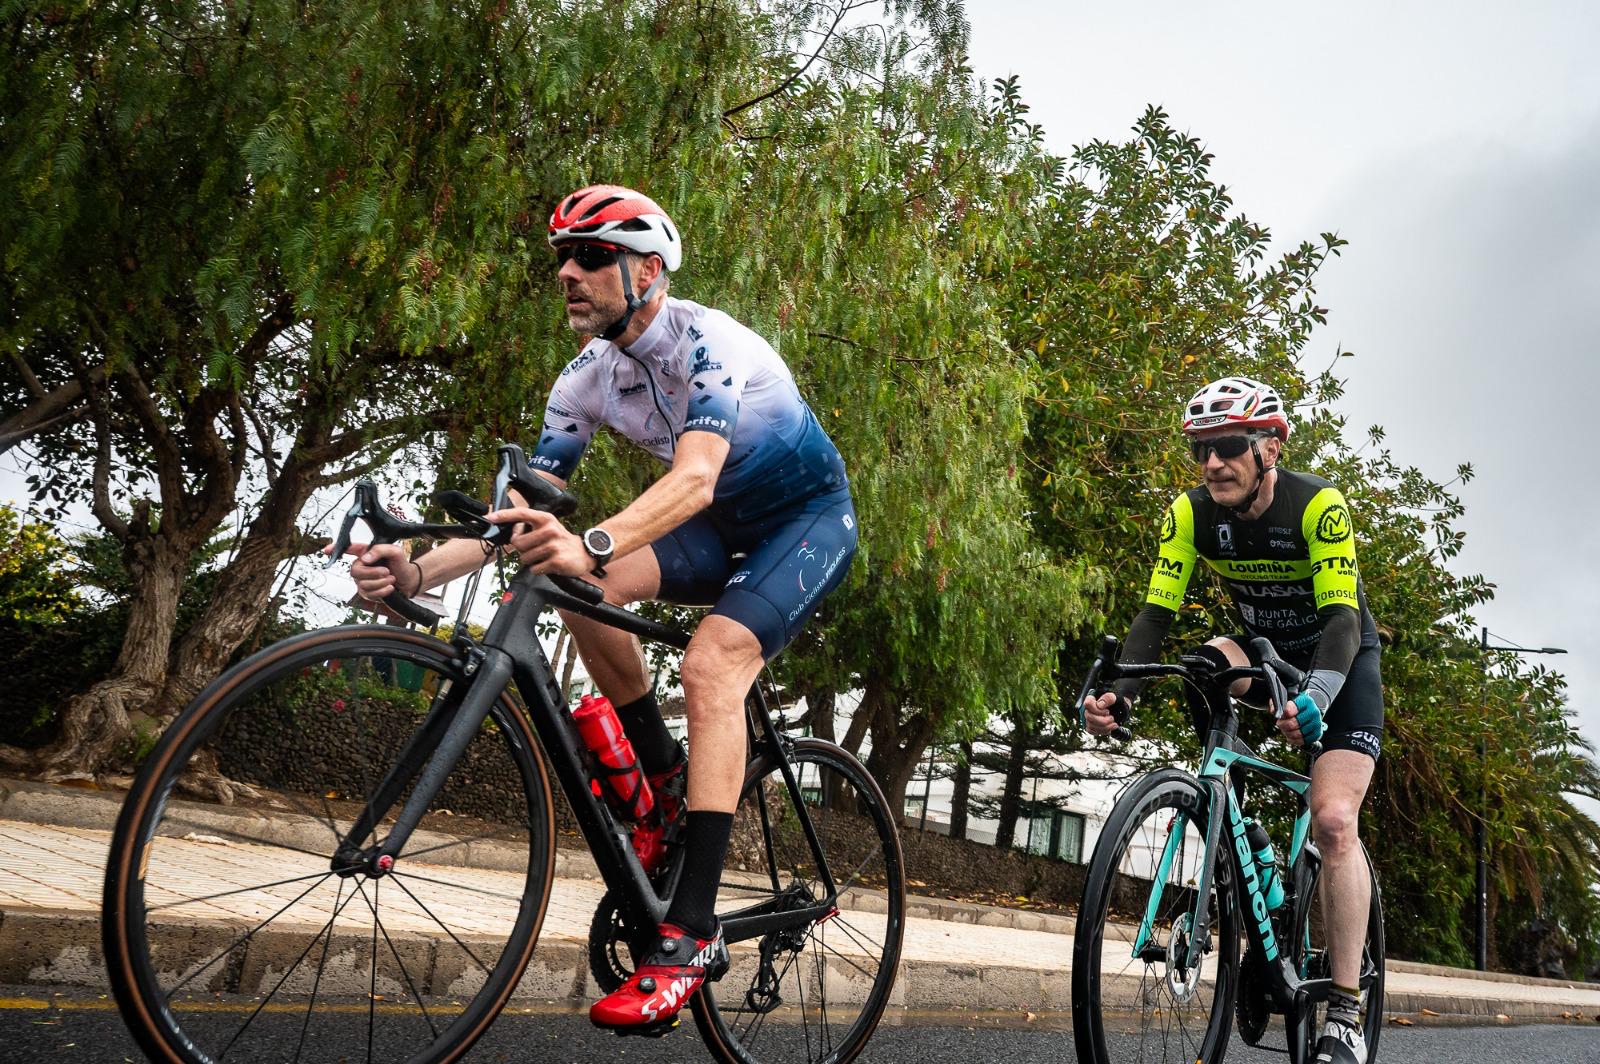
[{"xmin": 565, "ymin": 291, "xmax": 624, "ymax": 335}]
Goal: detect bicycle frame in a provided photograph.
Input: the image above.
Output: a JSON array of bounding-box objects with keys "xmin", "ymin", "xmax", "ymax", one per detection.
[
  {"xmin": 1130, "ymin": 707, "xmax": 1329, "ymax": 1013},
  {"xmin": 334, "ymin": 561, "xmax": 842, "ymax": 953}
]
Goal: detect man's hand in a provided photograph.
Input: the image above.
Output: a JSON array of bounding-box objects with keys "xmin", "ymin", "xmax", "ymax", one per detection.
[
  {"xmin": 1082, "ymin": 691, "xmax": 1129, "ymax": 737},
  {"xmin": 1276, "ymin": 690, "xmax": 1327, "ymax": 748},
  {"xmin": 487, "ymin": 507, "xmax": 593, "ymax": 577},
  {"xmin": 335, "ymin": 542, "xmax": 420, "ymax": 602}
]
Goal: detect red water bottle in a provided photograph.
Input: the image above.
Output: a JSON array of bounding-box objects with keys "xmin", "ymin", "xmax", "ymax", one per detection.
[{"xmin": 572, "ymin": 694, "xmax": 655, "ymax": 823}]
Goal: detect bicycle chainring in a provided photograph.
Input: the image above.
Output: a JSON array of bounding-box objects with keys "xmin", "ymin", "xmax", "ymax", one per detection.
[
  {"xmin": 588, "ymin": 890, "xmax": 635, "ymax": 993},
  {"xmin": 1236, "ymin": 948, "xmax": 1272, "ymax": 1046}
]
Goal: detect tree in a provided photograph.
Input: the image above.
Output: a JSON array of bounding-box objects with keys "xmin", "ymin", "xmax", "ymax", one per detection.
[{"xmin": 0, "ymin": 0, "xmax": 758, "ymax": 777}]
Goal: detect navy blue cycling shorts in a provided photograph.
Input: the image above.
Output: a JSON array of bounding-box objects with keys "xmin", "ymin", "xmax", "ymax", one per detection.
[{"xmin": 650, "ymin": 487, "xmax": 858, "ymax": 660}]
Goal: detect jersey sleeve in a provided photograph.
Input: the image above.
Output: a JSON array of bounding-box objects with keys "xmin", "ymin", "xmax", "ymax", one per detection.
[
  {"xmin": 1302, "ymin": 486, "xmax": 1360, "ymax": 611},
  {"xmin": 529, "ymin": 349, "xmax": 603, "ymax": 480},
  {"xmin": 1145, "ymin": 493, "xmax": 1199, "ymax": 612},
  {"xmin": 680, "ymin": 328, "xmax": 747, "ymax": 442}
]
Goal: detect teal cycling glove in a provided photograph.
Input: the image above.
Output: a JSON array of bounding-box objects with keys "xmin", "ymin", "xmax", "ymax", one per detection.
[{"xmin": 1290, "ymin": 691, "xmax": 1325, "ymax": 745}]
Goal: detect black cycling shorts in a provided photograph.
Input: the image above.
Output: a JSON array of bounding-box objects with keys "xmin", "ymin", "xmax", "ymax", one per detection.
[
  {"xmin": 1226, "ymin": 636, "xmax": 1385, "ymax": 761},
  {"xmin": 650, "ymin": 486, "xmax": 857, "ymax": 661}
]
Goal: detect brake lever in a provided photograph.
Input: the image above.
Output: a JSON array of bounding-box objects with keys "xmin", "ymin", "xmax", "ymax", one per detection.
[
  {"xmin": 491, "ymin": 444, "xmax": 578, "ymax": 519},
  {"xmin": 323, "ymin": 481, "xmax": 381, "ymax": 569},
  {"xmin": 1075, "ymin": 635, "xmax": 1131, "ymax": 741},
  {"xmin": 1249, "ymin": 637, "xmax": 1321, "ymax": 753}
]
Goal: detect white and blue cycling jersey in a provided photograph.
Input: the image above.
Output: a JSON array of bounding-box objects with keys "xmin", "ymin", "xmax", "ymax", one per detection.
[{"xmin": 532, "ymin": 296, "xmax": 849, "ymax": 522}]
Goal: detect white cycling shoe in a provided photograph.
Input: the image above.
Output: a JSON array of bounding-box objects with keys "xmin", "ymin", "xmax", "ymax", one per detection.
[{"xmin": 1312, "ymin": 1019, "xmax": 1367, "ymax": 1064}]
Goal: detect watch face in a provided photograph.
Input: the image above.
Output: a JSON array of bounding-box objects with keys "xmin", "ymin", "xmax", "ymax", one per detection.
[{"xmin": 585, "ymin": 528, "xmax": 614, "ymax": 556}]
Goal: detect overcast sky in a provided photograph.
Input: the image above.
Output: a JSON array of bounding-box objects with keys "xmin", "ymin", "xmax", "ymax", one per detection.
[{"xmin": 967, "ymin": 1, "xmax": 1600, "ymax": 751}]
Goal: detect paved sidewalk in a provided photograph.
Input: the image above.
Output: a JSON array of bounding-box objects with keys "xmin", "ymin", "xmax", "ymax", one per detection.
[{"xmin": 3, "ymin": 779, "xmax": 1600, "ymax": 1025}]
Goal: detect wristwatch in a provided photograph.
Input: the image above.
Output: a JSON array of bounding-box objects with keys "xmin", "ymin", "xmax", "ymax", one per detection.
[{"xmin": 581, "ymin": 527, "xmax": 615, "ymax": 576}]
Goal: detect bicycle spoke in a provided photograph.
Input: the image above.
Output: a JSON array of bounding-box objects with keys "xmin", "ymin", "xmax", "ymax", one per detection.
[
  {"xmin": 215, "ymin": 880, "xmax": 366, "ymax": 1060},
  {"xmin": 828, "ymin": 913, "xmax": 885, "ymax": 960},
  {"xmin": 145, "ymin": 871, "xmax": 332, "ymax": 914},
  {"xmin": 813, "ymin": 927, "xmax": 833, "ymax": 1059},
  {"xmin": 154, "ymin": 816, "xmax": 337, "ymax": 862},
  {"xmin": 795, "ymin": 932, "xmax": 814, "ymax": 1063},
  {"xmin": 160, "ymin": 873, "xmax": 336, "ymax": 1002},
  {"xmin": 399, "ymin": 822, "xmax": 527, "ymax": 862},
  {"xmin": 388, "ymin": 874, "xmax": 492, "ymax": 974},
  {"xmin": 390, "ymin": 869, "xmax": 525, "ymax": 905},
  {"xmin": 354, "ymin": 877, "xmax": 440, "ymax": 1038},
  {"xmin": 816, "ymin": 938, "xmax": 877, "ymax": 982},
  {"xmin": 294, "ymin": 879, "xmax": 347, "ymax": 1064}
]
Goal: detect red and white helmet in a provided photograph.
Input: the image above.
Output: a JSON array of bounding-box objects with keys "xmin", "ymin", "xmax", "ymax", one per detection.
[
  {"xmin": 547, "ymin": 185, "xmax": 682, "ymax": 271},
  {"xmin": 1182, "ymin": 376, "xmax": 1291, "ymax": 440}
]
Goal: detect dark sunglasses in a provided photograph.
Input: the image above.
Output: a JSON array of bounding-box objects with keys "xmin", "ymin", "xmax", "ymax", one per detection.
[
  {"xmin": 1189, "ymin": 434, "xmax": 1260, "ymax": 462},
  {"xmin": 554, "ymin": 242, "xmax": 622, "ymax": 271}
]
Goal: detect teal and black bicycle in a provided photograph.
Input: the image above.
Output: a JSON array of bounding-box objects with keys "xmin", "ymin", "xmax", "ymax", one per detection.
[{"xmin": 1069, "ymin": 636, "xmax": 1384, "ymax": 1064}]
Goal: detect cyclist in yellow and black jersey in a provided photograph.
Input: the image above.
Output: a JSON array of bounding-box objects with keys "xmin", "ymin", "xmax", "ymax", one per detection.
[
  {"xmin": 1129, "ymin": 463, "xmax": 1383, "ymax": 759},
  {"xmin": 1081, "ymin": 377, "xmax": 1382, "ymax": 1064}
]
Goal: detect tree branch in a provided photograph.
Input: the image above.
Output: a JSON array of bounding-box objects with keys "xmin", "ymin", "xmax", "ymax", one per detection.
[
  {"xmin": 88, "ymin": 387, "xmax": 129, "ymax": 541},
  {"xmin": 0, "ymin": 364, "xmax": 106, "ymax": 452},
  {"xmin": 723, "ymin": 0, "xmax": 854, "ymax": 120},
  {"xmin": 298, "ymin": 409, "xmax": 452, "ymax": 466},
  {"xmin": 7, "ymin": 349, "xmax": 46, "ymax": 399}
]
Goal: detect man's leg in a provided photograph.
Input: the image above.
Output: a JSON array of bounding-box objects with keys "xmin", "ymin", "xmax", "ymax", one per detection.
[
  {"xmin": 1310, "ymin": 750, "xmax": 1376, "ymax": 990},
  {"xmin": 555, "ymin": 546, "xmax": 661, "ymax": 702},
  {"xmin": 589, "ymin": 613, "xmax": 763, "ymax": 1030},
  {"xmin": 662, "ymin": 615, "xmax": 765, "ymax": 933}
]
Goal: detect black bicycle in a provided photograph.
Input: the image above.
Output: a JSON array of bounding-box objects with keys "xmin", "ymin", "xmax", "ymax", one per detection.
[
  {"xmin": 102, "ymin": 443, "xmax": 905, "ymax": 1064},
  {"xmin": 1069, "ymin": 636, "xmax": 1384, "ymax": 1064}
]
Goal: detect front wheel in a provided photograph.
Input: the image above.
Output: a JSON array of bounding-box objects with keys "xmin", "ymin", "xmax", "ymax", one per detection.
[
  {"xmin": 1072, "ymin": 768, "xmax": 1238, "ymax": 1064},
  {"xmin": 1286, "ymin": 842, "xmax": 1385, "ymax": 1064},
  {"xmin": 692, "ymin": 739, "xmax": 906, "ymax": 1064},
  {"xmin": 102, "ymin": 625, "xmax": 556, "ymax": 1064}
]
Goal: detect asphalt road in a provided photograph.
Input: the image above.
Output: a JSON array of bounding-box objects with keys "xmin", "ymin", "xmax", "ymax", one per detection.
[{"xmin": 3, "ymin": 987, "xmax": 1597, "ymax": 1064}]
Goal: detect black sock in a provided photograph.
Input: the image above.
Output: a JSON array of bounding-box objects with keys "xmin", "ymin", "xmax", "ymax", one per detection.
[
  {"xmin": 664, "ymin": 810, "xmax": 733, "ymax": 940},
  {"xmin": 614, "ymin": 692, "xmax": 680, "ymax": 777}
]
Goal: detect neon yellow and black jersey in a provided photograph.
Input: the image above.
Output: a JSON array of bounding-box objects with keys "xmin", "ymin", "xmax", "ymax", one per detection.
[
  {"xmin": 1117, "ymin": 469, "xmax": 1380, "ymax": 708},
  {"xmin": 1146, "ymin": 470, "xmax": 1376, "ymax": 657}
]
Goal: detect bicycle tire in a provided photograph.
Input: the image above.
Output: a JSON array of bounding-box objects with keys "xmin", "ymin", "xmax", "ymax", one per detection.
[
  {"xmin": 691, "ymin": 738, "xmax": 905, "ymax": 1064},
  {"xmin": 1285, "ymin": 841, "xmax": 1385, "ymax": 1064},
  {"xmin": 102, "ymin": 625, "xmax": 556, "ymax": 1064},
  {"xmin": 1072, "ymin": 767, "xmax": 1239, "ymax": 1064}
]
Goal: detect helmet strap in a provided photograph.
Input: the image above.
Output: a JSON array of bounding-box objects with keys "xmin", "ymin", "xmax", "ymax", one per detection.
[
  {"xmin": 598, "ymin": 254, "xmax": 667, "ymax": 342},
  {"xmin": 1230, "ymin": 437, "xmax": 1275, "ymax": 519}
]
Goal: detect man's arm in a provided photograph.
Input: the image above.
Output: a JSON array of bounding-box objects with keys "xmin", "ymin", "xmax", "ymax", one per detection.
[
  {"xmin": 1301, "ymin": 486, "xmax": 1364, "ymax": 706},
  {"xmin": 1084, "ymin": 494, "xmax": 1195, "ymax": 733},
  {"xmin": 593, "ymin": 431, "xmax": 729, "ymax": 560},
  {"xmin": 487, "ymin": 432, "xmax": 730, "ymax": 577}
]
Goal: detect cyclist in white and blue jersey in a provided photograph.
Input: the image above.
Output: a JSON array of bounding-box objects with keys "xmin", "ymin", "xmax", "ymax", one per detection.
[{"xmin": 351, "ymin": 185, "xmax": 856, "ymax": 1034}]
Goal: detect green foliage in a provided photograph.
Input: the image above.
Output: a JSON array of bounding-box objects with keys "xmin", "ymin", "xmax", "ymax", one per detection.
[{"xmin": 0, "ymin": 504, "xmax": 81, "ymax": 625}]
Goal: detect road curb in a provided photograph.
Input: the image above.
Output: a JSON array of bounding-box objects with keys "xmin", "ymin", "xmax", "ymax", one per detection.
[
  {"xmin": 6, "ymin": 777, "xmax": 1599, "ymax": 1024},
  {"xmin": 6, "ymin": 906, "xmax": 1599, "ymax": 1025}
]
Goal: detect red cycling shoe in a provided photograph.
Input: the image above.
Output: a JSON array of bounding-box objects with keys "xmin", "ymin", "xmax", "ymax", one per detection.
[{"xmin": 589, "ymin": 922, "xmax": 728, "ymax": 1034}]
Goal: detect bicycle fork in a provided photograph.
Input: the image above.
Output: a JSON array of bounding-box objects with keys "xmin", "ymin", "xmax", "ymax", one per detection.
[{"xmin": 332, "ymin": 645, "xmax": 515, "ymax": 877}]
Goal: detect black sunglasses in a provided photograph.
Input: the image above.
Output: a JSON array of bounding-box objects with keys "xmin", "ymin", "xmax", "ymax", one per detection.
[
  {"xmin": 1189, "ymin": 434, "xmax": 1261, "ymax": 462},
  {"xmin": 555, "ymin": 242, "xmax": 622, "ymax": 271}
]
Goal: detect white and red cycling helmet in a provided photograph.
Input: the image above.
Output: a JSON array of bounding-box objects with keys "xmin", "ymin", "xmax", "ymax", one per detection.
[
  {"xmin": 547, "ymin": 184, "xmax": 682, "ymax": 271},
  {"xmin": 1181, "ymin": 376, "xmax": 1291, "ymax": 440}
]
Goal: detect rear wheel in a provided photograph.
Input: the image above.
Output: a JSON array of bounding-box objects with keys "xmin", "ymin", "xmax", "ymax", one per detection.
[
  {"xmin": 692, "ymin": 739, "xmax": 905, "ymax": 1064},
  {"xmin": 1071, "ymin": 768, "xmax": 1238, "ymax": 1064},
  {"xmin": 102, "ymin": 625, "xmax": 555, "ymax": 1064},
  {"xmin": 1286, "ymin": 843, "xmax": 1385, "ymax": 1064}
]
